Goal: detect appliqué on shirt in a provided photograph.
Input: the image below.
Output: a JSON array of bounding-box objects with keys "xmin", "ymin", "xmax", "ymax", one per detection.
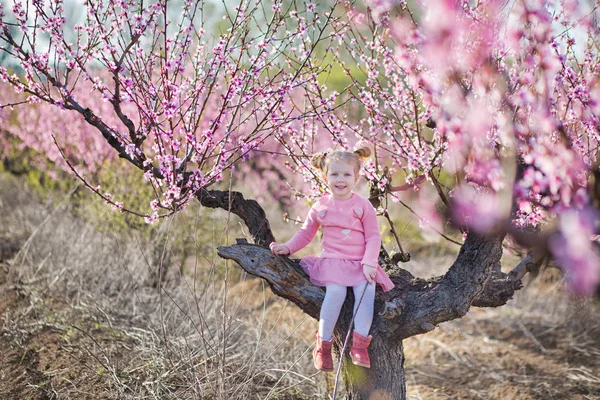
[
  {"xmin": 353, "ymin": 208, "xmax": 363, "ymax": 217},
  {"xmin": 341, "ymin": 214, "xmax": 361, "ymax": 240}
]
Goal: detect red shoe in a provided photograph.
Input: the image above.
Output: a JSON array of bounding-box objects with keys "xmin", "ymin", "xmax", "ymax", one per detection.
[
  {"xmin": 313, "ymin": 332, "xmax": 334, "ymax": 372},
  {"xmin": 350, "ymin": 332, "xmax": 372, "ymax": 368}
]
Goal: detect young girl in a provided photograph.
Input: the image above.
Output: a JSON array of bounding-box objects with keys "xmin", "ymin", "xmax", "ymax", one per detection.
[{"xmin": 270, "ymin": 147, "xmax": 394, "ymax": 372}]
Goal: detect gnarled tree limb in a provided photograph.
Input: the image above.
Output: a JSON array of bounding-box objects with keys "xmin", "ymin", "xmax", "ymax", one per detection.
[
  {"xmin": 217, "ymin": 231, "xmax": 526, "ymax": 342},
  {"xmin": 377, "ymin": 232, "xmax": 505, "ymax": 339},
  {"xmin": 196, "ymin": 189, "xmax": 275, "ymax": 246},
  {"xmin": 471, "ymin": 250, "xmax": 545, "ymax": 307},
  {"xmin": 217, "ymin": 239, "xmax": 322, "ymax": 318}
]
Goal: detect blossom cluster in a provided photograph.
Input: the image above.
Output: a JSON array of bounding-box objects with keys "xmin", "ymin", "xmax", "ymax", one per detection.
[
  {"xmin": 1, "ymin": 0, "xmax": 336, "ymax": 220},
  {"xmin": 332, "ymin": 0, "xmax": 600, "ymax": 294}
]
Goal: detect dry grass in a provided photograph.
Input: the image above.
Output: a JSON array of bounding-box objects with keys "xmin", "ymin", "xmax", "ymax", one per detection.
[
  {"xmin": 403, "ymin": 252, "xmax": 600, "ymax": 400},
  {"xmin": 0, "ymin": 172, "xmax": 325, "ymax": 399},
  {"xmin": 1, "ymin": 171, "xmax": 599, "ymax": 400}
]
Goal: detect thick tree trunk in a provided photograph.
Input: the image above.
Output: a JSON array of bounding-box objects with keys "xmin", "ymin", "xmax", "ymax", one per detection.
[{"xmin": 338, "ymin": 335, "xmax": 406, "ymax": 399}]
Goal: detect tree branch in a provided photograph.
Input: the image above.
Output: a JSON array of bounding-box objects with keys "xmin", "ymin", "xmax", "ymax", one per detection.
[
  {"xmin": 375, "ymin": 232, "xmax": 505, "ymax": 339},
  {"xmin": 217, "ymin": 239, "xmax": 322, "ymax": 318},
  {"xmin": 215, "ymin": 231, "xmax": 533, "ymax": 343},
  {"xmin": 195, "ymin": 188, "xmax": 275, "ymax": 246},
  {"xmin": 471, "ymin": 250, "xmax": 545, "ymax": 307}
]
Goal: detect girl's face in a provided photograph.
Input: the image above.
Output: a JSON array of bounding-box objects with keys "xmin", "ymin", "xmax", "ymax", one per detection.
[{"xmin": 325, "ymin": 161, "xmax": 358, "ymax": 200}]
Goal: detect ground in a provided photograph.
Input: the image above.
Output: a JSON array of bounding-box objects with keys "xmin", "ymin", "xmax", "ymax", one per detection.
[
  {"xmin": 402, "ymin": 249, "xmax": 600, "ymax": 400},
  {"xmin": 0, "ymin": 264, "xmax": 133, "ymax": 399},
  {"xmin": 404, "ymin": 299, "xmax": 600, "ymax": 399},
  {"xmin": 2, "ymin": 261, "xmax": 599, "ymax": 399}
]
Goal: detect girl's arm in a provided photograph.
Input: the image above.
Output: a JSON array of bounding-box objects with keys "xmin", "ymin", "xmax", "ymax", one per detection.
[
  {"xmin": 360, "ymin": 202, "xmax": 381, "ymax": 268},
  {"xmin": 271, "ymin": 205, "xmax": 320, "ymax": 256}
]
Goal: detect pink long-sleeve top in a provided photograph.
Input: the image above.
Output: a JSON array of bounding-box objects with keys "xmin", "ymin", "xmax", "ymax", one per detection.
[{"xmin": 283, "ymin": 193, "xmax": 381, "ymax": 267}]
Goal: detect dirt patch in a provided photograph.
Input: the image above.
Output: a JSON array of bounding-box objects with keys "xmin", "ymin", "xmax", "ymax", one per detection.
[
  {"xmin": 404, "ymin": 304, "xmax": 600, "ymax": 400},
  {"xmin": 0, "ymin": 265, "xmax": 133, "ymax": 399}
]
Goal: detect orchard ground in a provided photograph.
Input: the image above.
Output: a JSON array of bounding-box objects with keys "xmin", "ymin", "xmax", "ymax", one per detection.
[{"xmin": 0, "ymin": 171, "xmax": 599, "ymax": 400}]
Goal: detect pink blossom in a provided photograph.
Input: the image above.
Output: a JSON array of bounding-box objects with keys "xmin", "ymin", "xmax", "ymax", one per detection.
[
  {"xmin": 549, "ymin": 209, "xmax": 600, "ymax": 295},
  {"xmin": 365, "ymin": 0, "xmax": 401, "ymax": 23},
  {"xmin": 411, "ymin": 185, "xmax": 444, "ymax": 241},
  {"xmin": 144, "ymin": 212, "xmax": 159, "ymax": 224},
  {"xmin": 451, "ymin": 185, "xmax": 510, "ymax": 233}
]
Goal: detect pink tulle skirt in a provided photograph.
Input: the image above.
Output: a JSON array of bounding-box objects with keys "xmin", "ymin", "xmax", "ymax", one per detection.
[{"xmin": 300, "ymin": 255, "xmax": 394, "ymax": 292}]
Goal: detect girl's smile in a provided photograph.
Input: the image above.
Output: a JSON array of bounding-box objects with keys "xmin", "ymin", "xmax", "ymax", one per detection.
[{"xmin": 325, "ymin": 161, "xmax": 358, "ymax": 200}]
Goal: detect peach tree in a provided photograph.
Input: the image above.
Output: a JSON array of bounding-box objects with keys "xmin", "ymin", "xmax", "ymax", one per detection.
[{"xmin": 1, "ymin": 0, "xmax": 599, "ymax": 398}]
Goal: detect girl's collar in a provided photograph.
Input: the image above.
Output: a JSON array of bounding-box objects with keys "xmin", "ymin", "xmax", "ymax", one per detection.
[{"xmin": 328, "ymin": 192, "xmax": 355, "ymax": 202}]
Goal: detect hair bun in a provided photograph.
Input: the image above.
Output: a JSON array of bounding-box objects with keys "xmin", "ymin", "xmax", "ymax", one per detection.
[
  {"xmin": 353, "ymin": 146, "xmax": 371, "ymax": 160},
  {"xmin": 311, "ymin": 152, "xmax": 328, "ymax": 171}
]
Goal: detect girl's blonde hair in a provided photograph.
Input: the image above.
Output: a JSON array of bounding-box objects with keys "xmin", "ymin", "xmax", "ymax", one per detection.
[{"xmin": 310, "ymin": 146, "xmax": 371, "ymax": 175}]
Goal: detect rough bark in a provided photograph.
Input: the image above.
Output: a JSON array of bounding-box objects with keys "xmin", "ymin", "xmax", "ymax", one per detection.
[
  {"xmin": 218, "ymin": 239, "xmax": 323, "ymax": 319},
  {"xmin": 372, "ymin": 232, "xmax": 505, "ymax": 340},
  {"xmin": 340, "ymin": 336, "xmax": 406, "ymax": 400},
  {"xmin": 196, "ymin": 189, "xmax": 275, "ymax": 246}
]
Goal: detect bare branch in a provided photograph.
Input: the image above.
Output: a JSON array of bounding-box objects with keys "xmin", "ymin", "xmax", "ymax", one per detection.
[
  {"xmin": 217, "ymin": 240, "xmax": 322, "ymax": 318},
  {"xmin": 195, "ymin": 189, "xmax": 275, "ymax": 246}
]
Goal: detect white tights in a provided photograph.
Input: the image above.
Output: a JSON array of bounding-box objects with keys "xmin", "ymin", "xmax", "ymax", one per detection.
[{"xmin": 318, "ymin": 281, "xmax": 375, "ymax": 341}]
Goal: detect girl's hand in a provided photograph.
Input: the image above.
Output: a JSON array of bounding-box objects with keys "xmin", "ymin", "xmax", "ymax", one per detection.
[
  {"xmin": 362, "ymin": 264, "xmax": 377, "ymax": 284},
  {"xmin": 270, "ymin": 242, "xmax": 290, "ymax": 256}
]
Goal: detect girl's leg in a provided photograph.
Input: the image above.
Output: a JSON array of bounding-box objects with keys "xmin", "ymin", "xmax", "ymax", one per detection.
[
  {"xmin": 319, "ymin": 284, "xmax": 347, "ymax": 340},
  {"xmin": 352, "ymin": 281, "xmax": 375, "ymax": 337}
]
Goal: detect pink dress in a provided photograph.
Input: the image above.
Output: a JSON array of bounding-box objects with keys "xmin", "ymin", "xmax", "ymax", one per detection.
[{"xmin": 281, "ymin": 193, "xmax": 394, "ymax": 292}]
